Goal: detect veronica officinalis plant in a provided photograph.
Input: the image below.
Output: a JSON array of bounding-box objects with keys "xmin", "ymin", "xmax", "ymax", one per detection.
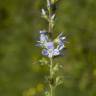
[{"xmin": 36, "ymin": 0, "xmax": 66, "ymax": 96}]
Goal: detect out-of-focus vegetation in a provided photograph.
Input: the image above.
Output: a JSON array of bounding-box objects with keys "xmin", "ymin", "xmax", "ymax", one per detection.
[{"xmin": 0, "ymin": 0, "xmax": 96, "ymax": 96}]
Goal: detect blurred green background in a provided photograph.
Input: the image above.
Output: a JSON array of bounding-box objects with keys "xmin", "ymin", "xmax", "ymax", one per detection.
[{"xmin": 0, "ymin": 0, "xmax": 96, "ymax": 96}]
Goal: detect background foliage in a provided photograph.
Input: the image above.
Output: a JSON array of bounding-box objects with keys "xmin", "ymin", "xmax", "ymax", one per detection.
[{"xmin": 0, "ymin": 0, "xmax": 96, "ymax": 96}]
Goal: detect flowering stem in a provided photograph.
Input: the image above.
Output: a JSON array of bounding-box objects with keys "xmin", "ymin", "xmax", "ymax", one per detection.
[
  {"xmin": 37, "ymin": 0, "xmax": 65, "ymax": 96},
  {"xmin": 48, "ymin": 1, "xmax": 55, "ymax": 96}
]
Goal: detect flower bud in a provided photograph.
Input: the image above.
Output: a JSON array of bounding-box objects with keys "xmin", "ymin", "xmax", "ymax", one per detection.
[
  {"xmin": 41, "ymin": 9, "xmax": 46, "ymax": 16},
  {"xmin": 51, "ymin": 14, "xmax": 56, "ymax": 20}
]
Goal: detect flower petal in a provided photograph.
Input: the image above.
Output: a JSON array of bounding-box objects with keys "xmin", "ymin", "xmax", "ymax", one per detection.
[
  {"xmin": 42, "ymin": 49, "xmax": 48, "ymax": 56},
  {"xmin": 53, "ymin": 49, "xmax": 60, "ymax": 56},
  {"xmin": 46, "ymin": 42, "xmax": 54, "ymax": 49}
]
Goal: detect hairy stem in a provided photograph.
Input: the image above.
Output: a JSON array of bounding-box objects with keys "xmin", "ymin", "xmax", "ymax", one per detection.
[{"xmin": 49, "ymin": 58, "xmax": 54, "ymax": 96}]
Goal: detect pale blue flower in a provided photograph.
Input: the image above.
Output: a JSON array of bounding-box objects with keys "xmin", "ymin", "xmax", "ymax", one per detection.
[
  {"xmin": 42, "ymin": 49, "xmax": 49, "ymax": 56},
  {"xmin": 37, "ymin": 31, "xmax": 66, "ymax": 58},
  {"xmin": 42, "ymin": 48, "xmax": 60, "ymax": 58},
  {"xmin": 56, "ymin": 33, "xmax": 66, "ymax": 51},
  {"xmin": 42, "ymin": 42, "xmax": 54, "ymax": 58},
  {"xmin": 53, "ymin": 49, "xmax": 60, "ymax": 56},
  {"xmin": 37, "ymin": 30, "xmax": 48, "ymax": 47},
  {"xmin": 39, "ymin": 30, "xmax": 48, "ymax": 43}
]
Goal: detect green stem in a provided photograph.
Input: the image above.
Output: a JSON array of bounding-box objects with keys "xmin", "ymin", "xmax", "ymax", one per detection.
[
  {"xmin": 50, "ymin": 58, "xmax": 53, "ymax": 96},
  {"xmin": 47, "ymin": 0, "xmax": 53, "ymax": 34},
  {"xmin": 48, "ymin": 7, "xmax": 51, "ymax": 33},
  {"xmin": 49, "ymin": 58, "xmax": 55, "ymax": 96}
]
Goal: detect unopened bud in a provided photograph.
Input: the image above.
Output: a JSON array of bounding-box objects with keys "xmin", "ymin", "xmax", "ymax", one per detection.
[
  {"xmin": 47, "ymin": 0, "xmax": 51, "ymax": 8},
  {"xmin": 41, "ymin": 9, "xmax": 46, "ymax": 16},
  {"xmin": 51, "ymin": 14, "xmax": 56, "ymax": 20}
]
